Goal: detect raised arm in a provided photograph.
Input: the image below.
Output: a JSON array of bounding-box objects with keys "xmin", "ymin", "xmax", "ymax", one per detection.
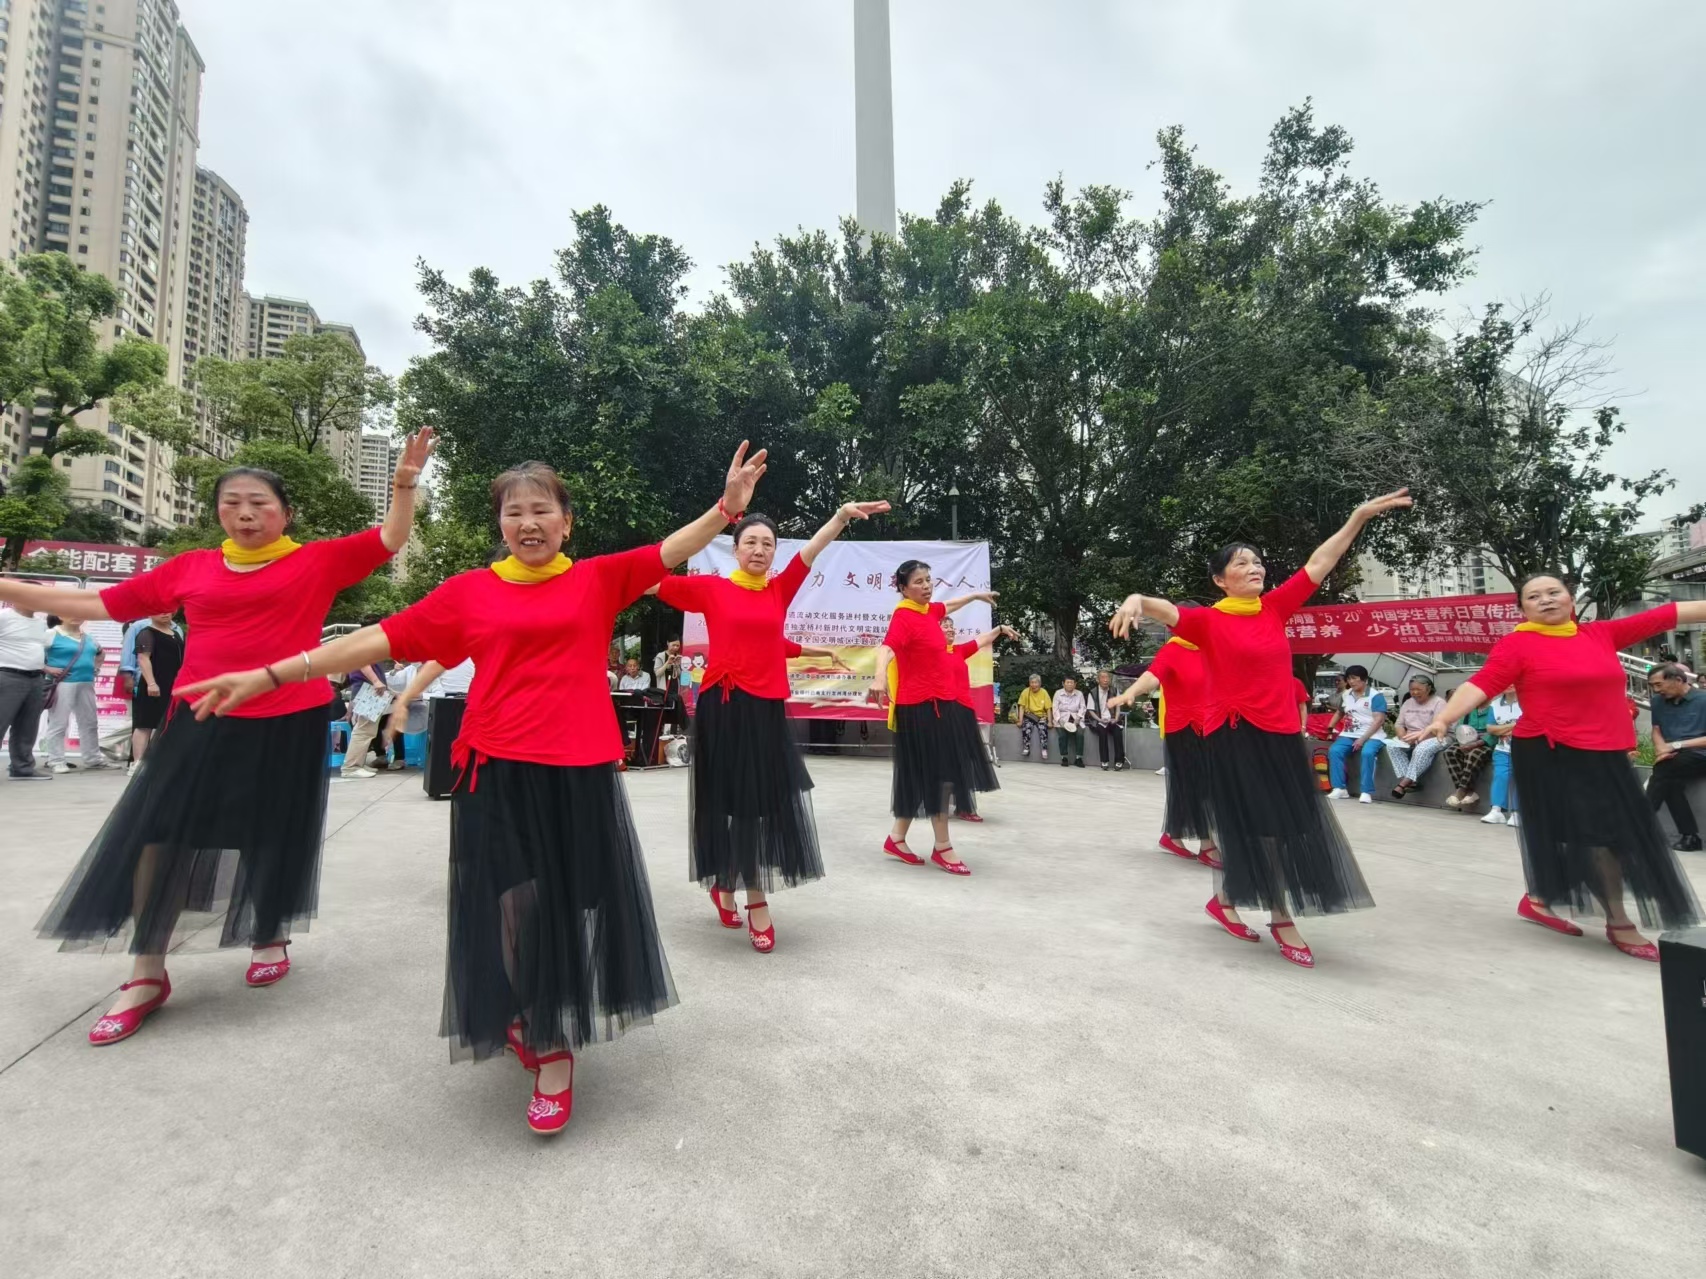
[
  {"xmin": 973, "ymin": 624, "xmax": 1018, "ymax": 651},
  {"xmin": 1425, "ymin": 682, "xmax": 1491, "ymax": 741},
  {"xmin": 660, "ymin": 442, "xmax": 769, "ymax": 569},
  {"xmin": 941, "ymin": 590, "xmax": 997, "ymax": 617},
  {"xmin": 1303, "ymin": 489, "xmax": 1412, "ymax": 585},
  {"xmin": 1679, "ymin": 602, "xmax": 1706, "ymax": 626},
  {"xmin": 0, "ymin": 580, "xmax": 112, "ymax": 622},
  {"xmin": 799, "ymin": 501, "xmax": 892, "ymax": 568},
  {"xmin": 1109, "ymin": 594, "xmax": 1180, "ymax": 637},
  {"xmin": 178, "ymin": 625, "xmax": 396, "ymax": 720},
  {"xmin": 380, "ymin": 428, "xmax": 437, "ymax": 552}
]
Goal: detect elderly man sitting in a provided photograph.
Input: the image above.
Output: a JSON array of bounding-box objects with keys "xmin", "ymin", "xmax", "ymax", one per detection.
[{"xmin": 1648, "ymin": 662, "xmax": 1706, "ymax": 852}]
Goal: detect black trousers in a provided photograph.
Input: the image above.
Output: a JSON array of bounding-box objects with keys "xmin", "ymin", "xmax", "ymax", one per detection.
[
  {"xmin": 0, "ymin": 668, "xmax": 47, "ymax": 775},
  {"xmin": 1090, "ymin": 721, "xmax": 1126, "ymax": 765},
  {"xmin": 1648, "ymin": 752, "xmax": 1706, "ymax": 837}
]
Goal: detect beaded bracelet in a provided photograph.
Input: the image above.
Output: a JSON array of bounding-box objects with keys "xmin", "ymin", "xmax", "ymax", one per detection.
[{"xmin": 717, "ymin": 497, "xmax": 743, "ymax": 524}]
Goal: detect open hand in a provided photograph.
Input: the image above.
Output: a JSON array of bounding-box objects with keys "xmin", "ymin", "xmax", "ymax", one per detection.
[
  {"xmin": 723, "ymin": 441, "xmax": 769, "ymax": 515},
  {"xmin": 1109, "ymin": 594, "xmax": 1143, "ymax": 640},
  {"xmin": 839, "ymin": 500, "xmax": 891, "ymax": 523},
  {"xmin": 866, "ymin": 684, "xmax": 890, "ymax": 709},
  {"xmin": 1355, "ymin": 488, "xmax": 1412, "ymax": 522},
  {"xmin": 394, "ymin": 427, "xmax": 437, "ymax": 488},
  {"xmin": 1422, "ymin": 716, "xmax": 1451, "ymax": 742},
  {"xmin": 178, "ymin": 669, "xmax": 275, "ymax": 720}
]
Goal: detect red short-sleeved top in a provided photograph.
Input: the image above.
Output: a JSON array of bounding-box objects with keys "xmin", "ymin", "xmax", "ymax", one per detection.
[
  {"xmin": 948, "ymin": 639, "xmax": 980, "ymax": 707},
  {"xmin": 882, "ymin": 602, "xmax": 959, "ymax": 704},
  {"xmin": 1292, "ymin": 678, "xmax": 1310, "ymax": 708},
  {"xmin": 656, "ymin": 556, "xmax": 809, "ymax": 700},
  {"xmin": 1466, "ymin": 604, "xmax": 1677, "ymax": 752},
  {"xmin": 99, "ymin": 529, "xmax": 391, "ymax": 718},
  {"xmin": 381, "ymin": 545, "xmax": 668, "ymax": 767},
  {"xmin": 1146, "ymin": 641, "xmax": 1208, "ymax": 735},
  {"xmin": 1169, "ymin": 570, "xmax": 1318, "ymax": 735}
]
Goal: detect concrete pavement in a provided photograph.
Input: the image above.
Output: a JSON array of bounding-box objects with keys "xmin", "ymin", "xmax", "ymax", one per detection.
[{"xmin": 2, "ymin": 754, "xmax": 1704, "ymax": 1278}]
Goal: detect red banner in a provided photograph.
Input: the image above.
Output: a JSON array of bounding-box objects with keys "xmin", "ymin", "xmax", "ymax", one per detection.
[
  {"xmin": 19, "ymin": 541, "xmax": 166, "ymax": 579},
  {"xmin": 1283, "ymin": 593, "xmax": 1521, "ymax": 654}
]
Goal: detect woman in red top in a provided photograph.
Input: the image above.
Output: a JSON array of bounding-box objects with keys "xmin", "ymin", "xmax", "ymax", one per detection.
[
  {"xmin": 652, "ymin": 500, "xmax": 889, "ymax": 952},
  {"xmin": 180, "ymin": 445, "xmax": 768, "ymax": 1135},
  {"xmin": 939, "ymin": 613, "xmax": 1017, "ymax": 822},
  {"xmin": 1111, "ymin": 625, "xmax": 1221, "ymax": 869},
  {"xmin": 1109, "ymin": 490, "xmax": 1410, "ymax": 967},
  {"xmin": 868, "ymin": 561, "xmax": 999, "ymax": 874},
  {"xmin": 4, "ymin": 432, "xmax": 433, "ymax": 1045},
  {"xmin": 1426, "ymin": 574, "xmax": 1706, "ymax": 960}
]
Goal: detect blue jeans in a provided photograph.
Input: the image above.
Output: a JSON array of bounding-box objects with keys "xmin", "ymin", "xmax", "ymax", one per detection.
[
  {"xmin": 1329, "ymin": 734, "xmax": 1388, "ymax": 793},
  {"xmin": 1490, "ymin": 750, "xmax": 1518, "ymax": 811}
]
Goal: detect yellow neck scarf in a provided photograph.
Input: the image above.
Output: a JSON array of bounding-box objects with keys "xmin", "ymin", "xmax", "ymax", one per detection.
[
  {"xmin": 1164, "ymin": 636, "xmax": 1199, "ymax": 650},
  {"xmin": 1212, "ymin": 594, "xmax": 1262, "ymax": 616},
  {"xmin": 491, "ymin": 554, "xmax": 573, "ymax": 583},
  {"xmin": 221, "ymin": 536, "xmax": 300, "ymax": 565},
  {"xmin": 729, "ymin": 568, "xmax": 769, "ymax": 591},
  {"xmin": 1515, "ymin": 621, "xmax": 1578, "ymax": 637},
  {"xmin": 896, "ymin": 599, "xmax": 930, "ymax": 615}
]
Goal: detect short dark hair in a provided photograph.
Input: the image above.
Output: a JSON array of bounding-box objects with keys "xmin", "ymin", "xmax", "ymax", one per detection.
[
  {"xmin": 490, "ymin": 462, "xmax": 572, "ymax": 522},
  {"xmin": 892, "ymin": 559, "xmax": 930, "ymax": 593},
  {"xmin": 732, "ymin": 513, "xmax": 778, "ymax": 545},
  {"xmin": 1515, "ymin": 571, "xmax": 1570, "ymax": 598},
  {"xmin": 1208, "ymin": 542, "xmax": 1262, "ymax": 579},
  {"xmin": 214, "ymin": 467, "xmax": 291, "ymax": 509},
  {"xmin": 1344, "ymin": 664, "xmax": 1370, "ymax": 681},
  {"xmin": 1652, "ymin": 662, "xmax": 1691, "ymax": 683}
]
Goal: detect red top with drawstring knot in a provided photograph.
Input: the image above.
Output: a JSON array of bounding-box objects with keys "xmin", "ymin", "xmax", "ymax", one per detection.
[
  {"xmin": 657, "ymin": 556, "xmax": 810, "ymax": 701},
  {"xmin": 1170, "ymin": 570, "xmax": 1319, "ymax": 736}
]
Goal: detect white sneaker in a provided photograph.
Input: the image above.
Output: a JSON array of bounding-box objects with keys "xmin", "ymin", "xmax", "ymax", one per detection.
[
  {"xmin": 1480, "ymin": 806, "xmax": 1506, "ymax": 825},
  {"xmin": 1357, "ymin": 792, "xmax": 1373, "ymax": 804},
  {"xmin": 126, "ymin": 762, "xmax": 139, "ymax": 778},
  {"xmin": 1327, "ymin": 788, "xmax": 1349, "ymax": 800},
  {"xmin": 1506, "ymin": 812, "xmax": 1521, "ymax": 828},
  {"xmin": 83, "ymin": 758, "xmax": 108, "ymax": 770},
  {"xmin": 50, "ymin": 762, "xmax": 70, "ymax": 774},
  {"xmin": 1155, "ymin": 767, "xmax": 1167, "ymax": 776},
  {"xmin": 344, "ymin": 767, "xmax": 377, "ymax": 779}
]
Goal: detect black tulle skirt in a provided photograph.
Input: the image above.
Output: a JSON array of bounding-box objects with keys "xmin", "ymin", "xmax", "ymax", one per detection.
[
  {"xmin": 38, "ymin": 703, "xmax": 332, "ymax": 954},
  {"xmin": 1510, "ymin": 737, "xmax": 1701, "ymax": 929},
  {"xmin": 891, "ymin": 699, "xmax": 1000, "ymax": 819},
  {"xmin": 1163, "ymin": 727, "xmax": 1215, "ymax": 841},
  {"xmin": 446, "ymin": 757, "xmax": 676, "ymax": 1061},
  {"xmin": 1203, "ymin": 721, "xmax": 1374, "ymax": 916},
  {"xmin": 691, "ymin": 687, "xmax": 823, "ymax": 892}
]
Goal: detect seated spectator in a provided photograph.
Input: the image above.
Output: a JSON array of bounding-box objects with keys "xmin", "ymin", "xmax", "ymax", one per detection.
[
  {"xmin": 1386, "ymin": 675, "xmax": 1448, "ymax": 799},
  {"xmin": 1085, "ymin": 669, "xmax": 1127, "ymax": 771},
  {"xmin": 1326, "ymin": 664, "xmax": 1390, "ymax": 803},
  {"xmin": 1647, "ymin": 662, "xmax": 1706, "ymax": 852},
  {"xmin": 1016, "ymin": 674, "xmax": 1052, "ymax": 761},
  {"xmin": 1480, "ymin": 689, "xmax": 1522, "ymax": 826},
  {"xmin": 1052, "ymin": 675, "xmax": 1087, "ymax": 769},
  {"xmin": 1443, "ymin": 702, "xmax": 1494, "ymax": 810},
  {"xmin": 618, "ymin": 657, "xmax": 651, "ymax": 692}
]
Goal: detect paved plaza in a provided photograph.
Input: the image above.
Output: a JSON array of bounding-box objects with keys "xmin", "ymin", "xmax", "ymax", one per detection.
[{"xmin": 3, "ymin": 754, "xmax": 1703, "ymax": 1278}]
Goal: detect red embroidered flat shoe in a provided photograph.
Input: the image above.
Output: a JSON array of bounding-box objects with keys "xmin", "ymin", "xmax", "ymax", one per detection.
[
  {"xmin": 1606, "ymin": 923, "xmax": 1659, "ymax": 962},
  {"xmin": 528, "ymin": 1051, "xmax": 575, "ymax": 1135},
  {"xmin": 88, "ymin": 974, "xmax": 171, "ymax": 1046},
  {"xmin": 245, "ymin": 941, "xmax": 291, "ymax": 987},
  {"xmin": 1158, "ymin": 833, "xmax": 1195, "ymax": 859},
  {"xmin": 745, "ymin": 903, "xmax": 776, "ymax": 953},
  {"xmin": 1517, "ymin": 896, "xmax": 1582, "ymax": 937},
  {"xmin": 506, "ymin": 1021, "xmax": 539, "ymax": 1073},
  {"xmin": 1205, "ymin": 898, "xmax": 1259, "ymax": 942},
  {"xmin": 710, "ymin": 889, "xmax": 743, "ymax": 929},
  {"xmin": 1197, "ymin": 847, "xmax": 1224, "ymax": 871},
  {"xmin": 955, "ymin": 812, "xmax": 985, "ymax": 823},
  {"xmin": 931, "ymin": 846, "xmax": 971, "ymax": 875},
  {"xmin": 1268, "ymin": 922, "xmax": 1314, "ymax": 968},
  {"xmin": 883, "ymin": 836, "xmax": 923, "ymax": 865}
]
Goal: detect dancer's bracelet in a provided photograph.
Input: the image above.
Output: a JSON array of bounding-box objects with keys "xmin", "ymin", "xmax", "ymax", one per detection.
[
  {"xmin": 264, "ymin": 665, "xmax": 282, "ymax": 689},
  {"xmin": 717, "ymin": 497, "xmax": 743, "ymax": 524},
  {"xmin": 299, "ymin": 651, "xmax": 313, "ymax": 680}
]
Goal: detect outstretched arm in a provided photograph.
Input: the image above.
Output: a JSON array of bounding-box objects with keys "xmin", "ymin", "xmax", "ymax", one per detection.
[
  {"xmin": 1304, "ymin": 489, "xmax": 1412, "ymax": 585},
  {"xmin": 0, "ymin": 580, "xmax": 112, "ymax": 622},
  {"xmin": 660, "ymin": 442, "xmax": 769, "ymax": 569},
  {"xmin": 973, "ymin": 624, "xmax": 1018, "ymax": 651},
  {"xmin": 1425, "ymin": 682, "xmax": 1491, "ymax": 740},
  {"xmin": 940, "ymin": 590, "xmax": 997, "ymax": 617},
  {"xmin": 1109, "ymin": 672, "xmax": 1160, "ymax": 710},
  {"xmin": 380, "ymin": 428, "xmax": 437, "ymax": 552},
  {"xmin": 178, "ymin": 625, "xmax": 395, "ymax": 720},
  {"xmin": 1679, "ymin": 602, "xmax": 1706, "ymax": 626},
  {"xmin": 1109, "ymin": 594, "xmax": 1179, "ymax": 636},
  {"xmin": 799, "ymin": 501, "xmax": 892, "ymax": 568},
  {"xmin": 384, "ymin": 660, "xmax": 446, "ymax": 746}
]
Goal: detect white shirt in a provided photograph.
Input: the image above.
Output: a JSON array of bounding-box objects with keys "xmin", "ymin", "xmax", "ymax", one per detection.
[
  {"xmin": 0, "ymin": 609, "xmax": 48, "ymax": 671},
  {"xmin": 1491, "ymin": 695, "xmax": 1522, "ymax": 753},
  {"xmin": 431, "ymin": 659, "xmax": 475, "ymax": 697},
  {"xmin": 618, "ymin": 673, "xmax": 651, "ymax": 691},
  {"xmin": 1338, "ymin": 689, "xmax": 1388, "ymax": 738}
]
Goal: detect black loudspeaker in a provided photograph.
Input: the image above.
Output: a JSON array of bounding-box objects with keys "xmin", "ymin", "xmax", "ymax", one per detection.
[
  {"xmin": 1658, "ymin": 926, "xmax": 1706, "ymax": 1159},
  {"xmin": 423, "ymin": 695, "xmax": 466, "ymax": 800}
]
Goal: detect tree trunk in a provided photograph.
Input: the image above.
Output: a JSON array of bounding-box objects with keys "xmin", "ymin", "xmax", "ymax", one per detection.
[{"xmin": 1051, "ymin": 606, "xmax": 1078, "ymax": 661}]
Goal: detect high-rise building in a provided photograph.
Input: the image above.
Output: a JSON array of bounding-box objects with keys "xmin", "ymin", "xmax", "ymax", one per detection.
[
  {"xmin": 0, "ymin": 0, "xmax": 207, "ymax": 537},
  {"xmin": 239, "ymin": 293, "xmax": 366, "ymax": 483},
  {"xmin": 1357, "ymin": 551, "xmax": 1513, "ymax": 602},
  {"xmin": 178, "ymin": 166, "xmax": 247, "ymax": 460},
  {"xmin": 356, "ymin": 431, "xmax": 398, "ymax": 523}
]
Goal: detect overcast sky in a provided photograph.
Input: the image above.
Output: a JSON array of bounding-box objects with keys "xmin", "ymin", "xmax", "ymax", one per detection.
[{"xmin": 187, "ymin": 0, "xmax": 1703, "ymax": 524}]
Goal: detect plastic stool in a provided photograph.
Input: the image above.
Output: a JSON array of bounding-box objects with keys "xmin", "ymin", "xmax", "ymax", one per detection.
[{"xmin": 328, "ymin": 719, "xmax": 350, "ymax": 771}]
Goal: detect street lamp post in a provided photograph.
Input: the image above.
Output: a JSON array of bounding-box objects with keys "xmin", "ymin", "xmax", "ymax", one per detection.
[{"xmin": 949, "ymin": 484, "xmax": 960, "ymax": 541}]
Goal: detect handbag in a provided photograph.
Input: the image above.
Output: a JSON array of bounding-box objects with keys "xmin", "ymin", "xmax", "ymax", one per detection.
[{"xmin": 1453, "ymin": 723, "xmax": 1480, "ymax": 748}]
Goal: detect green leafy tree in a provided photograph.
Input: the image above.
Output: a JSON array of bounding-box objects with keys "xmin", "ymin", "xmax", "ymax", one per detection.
[
  {"xmin": 52, "ymin": 502, "xmax": 126, "ymax": 544},
  {"xmin": 0, "ymin": 456, "xmax": 71, "ymax": 556},
  {"xmin": 194, "ymin": 331, "xmax": 394, "ymax": 456}
]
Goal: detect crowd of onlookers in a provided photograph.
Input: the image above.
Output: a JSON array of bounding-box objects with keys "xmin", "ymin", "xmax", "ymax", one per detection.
[{"xmin": 1009, "ymin": 670, "xmax": 1136, "ymax": 770}]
